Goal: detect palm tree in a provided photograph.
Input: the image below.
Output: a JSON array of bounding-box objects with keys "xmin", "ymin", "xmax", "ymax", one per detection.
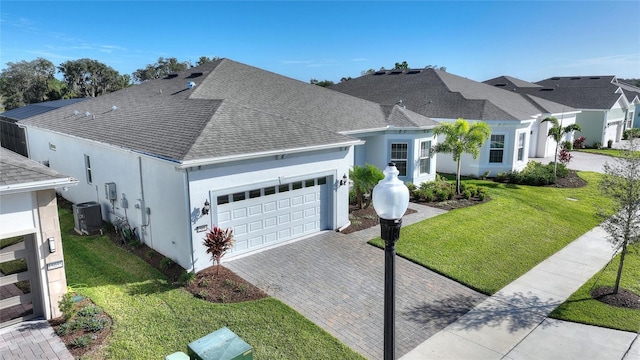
[
  {"xmin": 541, "ymin": 116, "xmax": 582, "ymax": 179},
  {"xmin": 433, "ymin": 118, "xmax": 491, "ymax": 194},
  {"xmin": 349, "ymin": 164, "xmax": 384, "ymax": 209}
]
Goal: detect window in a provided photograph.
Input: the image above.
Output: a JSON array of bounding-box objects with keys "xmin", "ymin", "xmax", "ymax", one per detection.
[
  {"xmin": 391, "ymin": 143, "xmax": 408, "ymax": 176},
  {"xmin": 249, "ymin": 189, "xmax": 261, "ymax": 199},
  {"xmin": 84, "ymin": 154, "xmax": 92, "ymax": 184},
  {"xmin": 517, "ymin": 133, "xmax": 526, "ymax": 161},
  {"xmin": 232, "ymin": 192, "xmax": 245, "ymax": 202},
  {"xmin": 264, "ymin": 187, "xmax": 276, "ymax": 196},
  {"xmin": 217, "ymin": 195, "xmax": 230, "ymax": 205},
  {"xmin": 278, "ymin": 184, "xmax": 290, "ymax": 193},
  {"xmin": 489, "ymin": 135, "xmax": 505, "ymax": 163},
  {"xmin": 419, "ymin": 141, "xmax": 431, "ymax": 174}
]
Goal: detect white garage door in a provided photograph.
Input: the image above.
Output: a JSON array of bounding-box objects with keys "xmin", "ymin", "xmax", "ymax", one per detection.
[
  {"xmin": 604, "ymin": 121, "xmax": 619, "ymax": 144},
  {"xmin": 216, "ymin": 177, "xmax": 329, "ymax": 256}
]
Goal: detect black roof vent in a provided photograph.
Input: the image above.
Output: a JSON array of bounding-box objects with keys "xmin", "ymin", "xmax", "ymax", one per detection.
[
  {"xmin": 570, "ymin": 77, "xmax": 581, "ymax": 80},
  {"xmin": 374, "ymin": 70, "xmax": 387, "ymax": 75},
  {"xmin": 589, "ymin": 77, "xmax": 601, "ymax": 80},
  {"xmin": 494, "ymin": 83, "xmax": 507, "ymax": 87},
  {"xmin": 389, "ymin": 70, "xmax": 403, "ymax": 75},
  {"xmin": 187, "ymin": 72, "xmax": 203, "ymax": 78},
  {"xmin": 407, "ymin": 70, "xmax": 421, "ymax": 74},
  {"xmin": 164, "ymin": 73, "xmax": 179, "ymax": 79},
  {"xmin": 540, "ymin": 88, "xmax": 555, "ymax": 91},
  {"xmin": 550, "ymin": 77, "xmax": 561, "ymax": 80}
]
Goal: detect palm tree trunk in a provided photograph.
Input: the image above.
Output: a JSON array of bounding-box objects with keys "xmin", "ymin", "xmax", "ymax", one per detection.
[{"xmin": 456, "ymin": 158, "xmax": 462, "ymax": 194}]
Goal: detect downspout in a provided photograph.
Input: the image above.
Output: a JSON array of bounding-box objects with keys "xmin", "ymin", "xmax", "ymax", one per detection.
[
  {"xmin": 185, "ymin": 169, "xmax": 196, "ymax": 273},
  {"xmin": 602, "ymin": 111, "xmax": 608, "ymax": 144},
  {"xmin": 138, "ymin": 157, "xmax": 149, "ymax": 247}
]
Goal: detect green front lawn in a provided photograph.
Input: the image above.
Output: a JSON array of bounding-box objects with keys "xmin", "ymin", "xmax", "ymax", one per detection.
[
  {"xmin": 578, "ymin": 148, "xmax": 637, "ymax": 158},
  {"xmin": 371, "ymin": 172, "xmax": 615, "ymax": 294},
  {"xmin": 59, "ymin": 207, "xmax": 363, "ymax": 359},
  {"xmin": 550, "ymin": 243, "xmax": 640, "ymax": 332}
]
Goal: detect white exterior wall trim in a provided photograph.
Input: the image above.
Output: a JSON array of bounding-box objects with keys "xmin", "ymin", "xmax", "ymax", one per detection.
[
  {"xmin": 177, "ymin": 140, "xmax": 364, "ymax": 169},
  {"xmin": 1, "ymin": 178, "xmax": 78, "ymax": 195}
]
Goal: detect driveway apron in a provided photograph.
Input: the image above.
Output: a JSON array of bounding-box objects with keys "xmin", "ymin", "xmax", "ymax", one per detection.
[{"xmin": 226, "ymin": 204, "xmax": 487, "ymax": 359}]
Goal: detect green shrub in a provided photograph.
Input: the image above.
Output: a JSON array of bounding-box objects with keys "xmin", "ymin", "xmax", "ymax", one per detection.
[
  {"xmin": 348, "ymin": 189, "xmax": 357, "ymax": 205},
  {"xmin": 593, "ymin": 142, "xmax": 602, "ymax": 149},
  {"xmin": 77, "ymin": 304, "xmax": 101, "ymax": 317},
  {"xmin": 83, "ymin": 317, "xmax": 109, "ymax": 332},
  {"xmin": 623, "ymin": 128, "xmax": 640, "ymax": 139},
  {"xmin": 59, "ymin": 292, "xmax": 76, "ymax": 321},
  {"xmin": 562, "ymin": 140, "xmax": 573, "ymax": 150},
  {"xmin": 160, "ymin": 257, "xmax": 175, "ymax": 270},
  {"xmin": 405, "ymin": 182, "xmax": 417, "ymax": 199},
  {"xmin": 178, "ymin": 271, "xmax": 195, "ymax": 285},
  {"xmin": 56, "ymin": 323, "xmax": 70, "ymax": 336},
  {"xmin": 493, "ymin": 161, "xmax": 568, "ymax": 186},
  {"xmin": 70, "ymin": 334, "xmax": 93, "ymax": 348},
  {"xmin": 463, "ymin": 190, "xmax": 472, "ymax": 200}
]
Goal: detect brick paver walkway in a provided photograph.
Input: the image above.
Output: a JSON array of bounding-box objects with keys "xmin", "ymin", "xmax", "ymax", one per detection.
[
  {"xmin": 0, "ymin": 320, "xmax": 73, "ymax": 360},
  {"xmin": 227, "ymin": 203, "xmax": 487, "ymax": 359}
]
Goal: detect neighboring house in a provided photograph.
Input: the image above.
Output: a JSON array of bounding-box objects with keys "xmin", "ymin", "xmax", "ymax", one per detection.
[
  {"xmin": 0, "ymin": 148, "xmax": 78, "ymax": 328},
  {"xmin": 613, "ymin": 80, "xmax": 640, "ymax": 130},
  {"xmin": 0, "ymin": 98, "xmax": 88, "ymax": 157},
  {"xmin": 18, "ymin": 58, "xmax": 437, "ymax": 272},
  {"xmin": 330, "ymin": 68, "xmax": 576, "ymax": 176},
  {"xmin": 485, "ymin": 75, "xmax": 631, "ymax": 147}
]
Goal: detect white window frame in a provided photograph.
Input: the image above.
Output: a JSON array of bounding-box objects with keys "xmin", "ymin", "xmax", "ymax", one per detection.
[
  {"xmin": 419, "ymin": 140, "xmax": 431, "ymax": 174},
  {"xmin": 489, "ymin": 135, "xmax": 505, "ymax": 163},
  {"xmin": 517, "ymin": 132, "xmax": 526, "ymax": 161},
  {"xmin": 84, "ymin": 154, "xmax": 93, "ymax": 184},
  {"xmin": 390, "ymin": 142, "xmax": 408, "ymax": 177}
]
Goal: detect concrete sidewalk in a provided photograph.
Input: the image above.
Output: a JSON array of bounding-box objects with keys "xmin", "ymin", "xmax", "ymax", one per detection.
[{"xmin": 401, "ymin": 226, "xmax": 640, "ymax": 360}]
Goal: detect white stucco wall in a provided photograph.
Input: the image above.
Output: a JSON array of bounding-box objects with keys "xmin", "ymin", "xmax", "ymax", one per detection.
[
  {"xmin": 433, "ymin": 119, "xmax": 532, "ymax": 178},
  {"xmin": 353, "ymin": 130, "xmax": 437, "ymax": 185},
  {"xmin": 24, "ymin": 127, "xmax": 192, "ymax": 269},
  {"xmin": 532, "ymin": 113, "xmax": 579, "ymax": 158},
  {"xmin": 186, "ymin": 147, "xmax": 353, "ymax": 272},
  {"xmin": 575, "ymin": 110, "xmax": 606, "ymax": 147}
]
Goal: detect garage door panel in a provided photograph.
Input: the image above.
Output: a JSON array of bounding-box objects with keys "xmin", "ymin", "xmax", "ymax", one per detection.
[
  {"xmin": 249, "ymin": 236, "xmax": 263, "ymax": 247},
  {"xmin": 233, "ymin": 208, "xmax": 247, "ymax": 220},
  {"xmin": 216, "ymin": 177, "xmax": 329, "ymax": 256},
  {"xmin": 264, "ymin": 201, "xmax": 277, "ymax": 212},
  {"xmin": 249, "ymin": 221, "xmax": 262, "ymax": 232},
  {"xmin": 218, "ymin": 211, "xmax": 231, "ymax": 222},
  {"xmin": 278, "ymin": 199, "xmax": 290, "ymax": 209},
  {"xmin": 264, "ymin": 217, "xmax": 277, "ymax": 228},
  {"xmin": 291, "ymin": 210, "xmax": 303, "ymax": 221},
  {"xmin": 278, "ymin": 214, "xmax": 291, "ymax": 225},
  {"xmin": 291, "ymin": 195, "xmax": 303, "ymax": 206},
  {"xmin": 248, "ymin": 205, "xmax": 262, "ymax": 216}
]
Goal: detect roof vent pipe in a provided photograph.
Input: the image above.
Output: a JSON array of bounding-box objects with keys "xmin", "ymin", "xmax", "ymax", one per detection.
[{"xmin": 187, "ymin": 81, "xmax": 196, "ymax": 89}]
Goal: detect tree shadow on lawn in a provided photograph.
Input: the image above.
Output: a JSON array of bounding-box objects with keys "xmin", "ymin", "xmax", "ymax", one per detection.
[{"xmin": 403, "ymin": 292, "xmax": 560, "ymax": 333}]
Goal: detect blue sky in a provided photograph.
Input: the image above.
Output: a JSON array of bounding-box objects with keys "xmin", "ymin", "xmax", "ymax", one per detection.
[{"xmin": 2, "ymin": 1, "xmax": 639, "ymax": 83}]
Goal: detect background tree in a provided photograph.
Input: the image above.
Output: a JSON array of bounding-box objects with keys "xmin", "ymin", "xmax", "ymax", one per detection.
[
  {"xmin": 133, "ymin": 57, "xmax": 189, "ymax": 82},
  {"xmin": 58, "ymin": 58, "xmax": 126, "ymax": 98},
  {"xmin": 424, "ymin": 64, "xmax": 447, "ymax": 71},
  {"xmin": 394, "ymin": 61, "xmax": 409, "ymax": 70},
  {"xmin": 599, "ymin": 138, "xmax": 640, "ymax": 294},
  {"xmin": 433, "ymin": 118, "xmax": 491, "ymax": 194},
  {"xmin": 541, "ymin": 116, "xmax": 581, "ymax": 178},
  {"xmin": 309, "ymin": 78, "xmax": 335, "ymax": 87},
  {"xmin": 349, "ymin": 164, "xmax": 384, "ymax": 209},
  {"xmin": 0, "ymin": 58, "xmax": 59, "ymax": 110},
  {"xmin": 196, "ymin": 56, "xmax": 220, "ymax": 66}
]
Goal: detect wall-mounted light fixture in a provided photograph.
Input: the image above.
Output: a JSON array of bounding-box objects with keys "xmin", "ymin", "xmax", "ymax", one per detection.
[
  {"xmin": 339, "ymin": 174, "xmax": 348, "ymax": 186},
  {"xmin": 202, "ymin": 200, "xmax": 210, "ymax": 216},
  {"xmin": 48, "ymin": 237, "xmax": 56, "ymax": 253}
]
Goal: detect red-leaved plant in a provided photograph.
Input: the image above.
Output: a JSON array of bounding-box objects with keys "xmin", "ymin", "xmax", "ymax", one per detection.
[
  {"xmin": 559, "ymin": 148, "xmax": 572, "ymax": 165},
  {"xmin": 203, "ymin": 226, "xmax": 235, "ymax": 274}
]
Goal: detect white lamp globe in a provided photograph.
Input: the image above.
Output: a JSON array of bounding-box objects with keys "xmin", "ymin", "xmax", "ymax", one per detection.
[{"xmin": 372, "ymin": 163, "xmax": 410, "ymax": 220}]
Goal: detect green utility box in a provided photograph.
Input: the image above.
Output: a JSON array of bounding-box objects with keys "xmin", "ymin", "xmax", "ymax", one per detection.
[{"xmin": 187, "ymin": 327, "xmax": 253, "ymax": 360}]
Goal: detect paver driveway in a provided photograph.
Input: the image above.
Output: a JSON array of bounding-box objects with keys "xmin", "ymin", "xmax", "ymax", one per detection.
[{"xmin": 226, "ymin": 204, "xmax": 487, "ymax": 359}]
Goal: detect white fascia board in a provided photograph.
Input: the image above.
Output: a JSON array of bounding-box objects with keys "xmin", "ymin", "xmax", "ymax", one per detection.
[
  {"xmin": 0, "ymin": 177, "xmax": 78, "ymax": 195},
  {"xmin": 176, "ymin": 140, "xmax": 364, "ymax": 169},
  {"xmin": 340, "ymin": 126, "xmax": 435, "ymax": 136},
  {"xmin": 548, "ymin": 110, "xmax": 582, "ymax": 117}
]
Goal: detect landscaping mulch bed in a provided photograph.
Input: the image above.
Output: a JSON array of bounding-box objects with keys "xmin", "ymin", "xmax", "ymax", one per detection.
[
  {"xmin": 550, "ymin": 170, "xmax": 588, "ymax": 188},
  {"xmin": 591, "ymin": 286, "xmax": 640, "ymax": 310},
  {"xmin": 184, "ymin": 265, "xmax": 268, "ymax": 303},
  {"xmin": 50, "ymin": 298, "xmax": 112, "ymax": 359}
]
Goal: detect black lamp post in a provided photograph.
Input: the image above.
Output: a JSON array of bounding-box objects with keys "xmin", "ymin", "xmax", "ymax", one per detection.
[{"xmin": 372, "ymin": 162, "xmax": 410, "ymax": 360}]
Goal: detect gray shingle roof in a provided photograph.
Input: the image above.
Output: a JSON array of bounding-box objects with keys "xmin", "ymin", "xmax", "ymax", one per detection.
[
  {"xmin": 614, "ymin": 80, "xmax": 640, "ymax": 102},
  {"xmin": 329, "ymin": 68, "xmax": 559, "ymax": 121},
  {"xmin": 20, "ymin": 59, "xmax": 437, "ymax": 163},
  {"xmin": 0, "ymin": 148, "xmax": 75, "ymax": 188},
  {"xmin": 484, "ymin": 75, "xmax": 625, "ymax": 110},
  {"xmin": 484, "ymin": 76, "xmax": 541, "ymax": 89},
  {"xmin": 1, "ymin": 98, "xmax": 88, "ymax": 121}
]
